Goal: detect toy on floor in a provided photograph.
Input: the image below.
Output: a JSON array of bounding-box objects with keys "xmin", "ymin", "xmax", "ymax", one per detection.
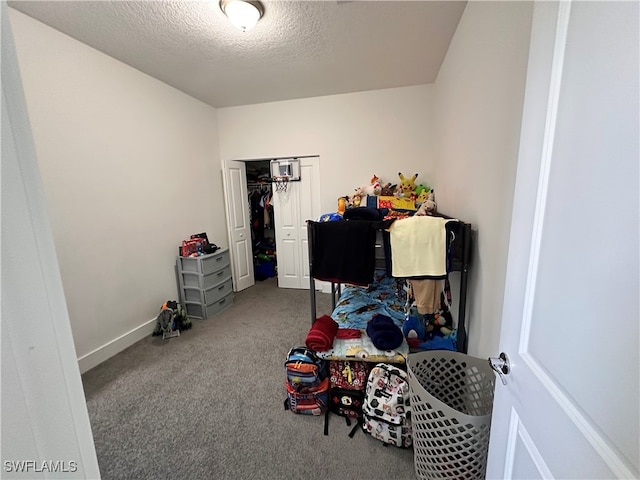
[{"xmin": 152, "ymin": 300, "xmax": 191, "ymax": 339}]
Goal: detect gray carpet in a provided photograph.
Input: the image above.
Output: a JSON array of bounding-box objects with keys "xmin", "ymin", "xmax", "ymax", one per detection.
[{"xmin": 82, "ymin": 278, "xmax": 417, "ymax": 480}]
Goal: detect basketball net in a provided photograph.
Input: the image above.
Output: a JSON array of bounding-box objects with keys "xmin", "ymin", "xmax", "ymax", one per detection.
[{"xmin": 273, "ymin": 176, "xmax": 289, "ymax": 193}]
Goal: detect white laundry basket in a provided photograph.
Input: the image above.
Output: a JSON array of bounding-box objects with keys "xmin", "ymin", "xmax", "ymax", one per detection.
[{"xmin": 407, "ymin": 350, "xmax": 495, "ymax": 480}]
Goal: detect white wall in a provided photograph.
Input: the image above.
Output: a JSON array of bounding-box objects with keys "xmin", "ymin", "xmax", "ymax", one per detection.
[
  {"xmin": 9, "ymin": 9, "xmax": 225, "ymax": 372},
  {"xmin": 433, "ymin": 1, "xmax": 534, "ymax": 356},
  {"xmin": 217, "ymin": 85, "xmax": 435, "ymax": 215},
  {"xmin": 218, "ymin": 2, "xmax": 534, "ymax": 359},
  {"xmin": 9, "ymin": 1, "xmax": 534, "ymax": 370}
]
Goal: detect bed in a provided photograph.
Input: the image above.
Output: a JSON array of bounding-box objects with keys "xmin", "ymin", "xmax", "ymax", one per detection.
[
  {"xmin": 306, "ymin": 212, "xmax": 472, "ymax": 363},
  {"xmin": 315, "ymin": 269, "xmax": 410, "ymax": 363}
]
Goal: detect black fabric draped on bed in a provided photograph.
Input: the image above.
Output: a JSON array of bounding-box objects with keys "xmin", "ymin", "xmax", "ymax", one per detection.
[{"xmin": 308, "ymin": 220, "xmax": 379, "ymax": 286}]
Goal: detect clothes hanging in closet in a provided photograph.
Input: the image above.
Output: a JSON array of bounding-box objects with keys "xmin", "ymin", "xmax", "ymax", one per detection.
[{"xmin": 248, "ymin": 188, "xmax": 273, "ymax": 241}]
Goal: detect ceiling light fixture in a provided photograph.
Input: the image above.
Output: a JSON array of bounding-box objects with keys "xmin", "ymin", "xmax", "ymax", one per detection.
[{"xmin": 220, "ymin": 0, "xmax": 264, "ymax": 32}]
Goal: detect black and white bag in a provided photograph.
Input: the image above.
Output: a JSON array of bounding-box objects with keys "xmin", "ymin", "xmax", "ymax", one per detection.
[{"xmin": 362, "ymin": 363, "xmax": 412, "ymax": 448}]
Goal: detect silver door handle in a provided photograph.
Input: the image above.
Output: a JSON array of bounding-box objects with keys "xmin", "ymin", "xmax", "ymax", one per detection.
[{"xmin": 488, "ymin": 352, "xmax": 511, "ymax": 386}]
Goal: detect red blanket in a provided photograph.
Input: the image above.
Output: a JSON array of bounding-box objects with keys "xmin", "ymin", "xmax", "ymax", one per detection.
[{"xmin": 305, "ymin": 315, "xmax": 339, "ymax": 352}]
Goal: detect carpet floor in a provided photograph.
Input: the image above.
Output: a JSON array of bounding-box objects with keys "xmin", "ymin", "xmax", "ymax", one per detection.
[{"xmin": 82, "ymin": 277, "xmax": 416, "ymax": 480}]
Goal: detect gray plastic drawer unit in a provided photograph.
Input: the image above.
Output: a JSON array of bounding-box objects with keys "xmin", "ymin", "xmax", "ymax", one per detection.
[
  {"xmin": 176, "ymin": 248, "xmax": 233, "ymax": 319},
  {"xmin": 178, "ymin": 249, "xmax": 230, "ymax": 274},
  {"xmin": 184, "ymin": 293, "xmax": 233, "ymax": 319},
  {"xmin": 181, "ymin": 264, "xmax": 232, "ymax": 290},
  {"xmin": 182, "ymin": 275, "xmax": 233, "ymax": 305}
]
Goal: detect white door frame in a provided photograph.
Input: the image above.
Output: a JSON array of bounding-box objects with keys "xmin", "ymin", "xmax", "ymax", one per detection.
[
  {"xmin": 2, "ymin": 5, "xmax": 101, "ymax": 477},
  {"xmin": 222, "ymin": 156, "xmax": 322, "ymax": 291}
]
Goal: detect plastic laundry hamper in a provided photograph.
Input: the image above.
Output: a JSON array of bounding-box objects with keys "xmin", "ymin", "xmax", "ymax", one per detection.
[{"xmin": 407, "ymin": 350, "xmax": 496, "ymax": 480}]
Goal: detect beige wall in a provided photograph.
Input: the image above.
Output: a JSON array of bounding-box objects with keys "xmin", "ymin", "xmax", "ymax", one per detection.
[
  {"xmin": 217, "ymin": 85, "xmax": 435, "ymax": 215},
  {"xmin": 433, "ymin": 1, "xmax": 534, "ymax": 356},
  {"xmin": 9, "ymin": 9, "xmax": 224, "ymax": 371}
]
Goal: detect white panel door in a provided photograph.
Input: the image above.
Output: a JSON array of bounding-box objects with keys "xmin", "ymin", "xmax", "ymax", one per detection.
[
  {"xmin": 222, "ymin": 160, "xmax": 254, "ymax": 291},
  {"xmin": 298, "ymin": 158, "xmax": 322, "ymax": 287},
  {"xmin": 272, "ymin": 157, "xmax": 321, "ymax": 289},
  {"xmin": 486, "ymin": 2, "xmax": 638, "ymax": 479},
  {"xmin": 273, "ymin": 177, "xmax": 301, "ymax": 289}
]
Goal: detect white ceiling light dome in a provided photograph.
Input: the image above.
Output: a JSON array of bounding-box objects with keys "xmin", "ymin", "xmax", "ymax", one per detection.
[{"xmin": 220, "ymin": 0, "xmax": 264, "ymax": 32}]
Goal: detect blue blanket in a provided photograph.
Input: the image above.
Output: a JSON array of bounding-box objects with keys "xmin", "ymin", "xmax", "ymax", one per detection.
[{"xmin": 330, "ymin": 270, "xmax": 406, "ymax": 329}]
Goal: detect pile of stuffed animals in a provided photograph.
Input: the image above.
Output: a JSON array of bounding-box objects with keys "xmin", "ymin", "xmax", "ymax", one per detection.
[{"xmin": 340, "ymin": 172, "xmax": 437, "ymax": 215}]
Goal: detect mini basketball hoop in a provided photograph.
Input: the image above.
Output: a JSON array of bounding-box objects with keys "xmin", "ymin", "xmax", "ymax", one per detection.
[{"xmin": 273, "ymin": 176, "xmax": 289, "ymax": 193}]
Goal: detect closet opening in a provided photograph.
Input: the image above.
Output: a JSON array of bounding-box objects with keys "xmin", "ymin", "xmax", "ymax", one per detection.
[
  {"xmin": 246, "ymin": 160, "xmax": 277, "ymax": 282},
  {"xmin": 224, "ymin": 155, "xmax": 320, "ymax": 292}
]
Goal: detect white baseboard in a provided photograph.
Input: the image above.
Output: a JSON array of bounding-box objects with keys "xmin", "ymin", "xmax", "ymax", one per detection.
[
  {"xmin": 77, "ymin": 318, "xmax": 156, "ymax": 374},
  {"xmin": 314, "ymin": 279, "xmax": 331, "ymax": 294}
]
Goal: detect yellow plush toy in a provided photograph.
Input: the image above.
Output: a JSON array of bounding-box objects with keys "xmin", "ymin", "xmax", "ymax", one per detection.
[
  {"xmin": 416, "ymin": 189, "xmax": 430, "ymax": 205},
  {"xmin": 398, "ymin": 172, "xmax": 418, "ymax": 198}
]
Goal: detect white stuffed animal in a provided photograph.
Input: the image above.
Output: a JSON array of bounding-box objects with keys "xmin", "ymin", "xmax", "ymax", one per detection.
[
  {"xmin": 415, "ymin": 190, "xmax": 437, "ymax": 216},
  {"xmin": 360, "ymin": 174, "xmax": 382, "ymax": 196}
]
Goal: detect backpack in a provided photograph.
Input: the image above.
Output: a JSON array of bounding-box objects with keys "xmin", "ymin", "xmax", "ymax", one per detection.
[
  {"xmin": 152, "ymin": 301, "xmax": 191, "ymax": 339},
  {"xmin": 362, "ymin": 363, "xmax": 412, "ymax": 448},
  {"xmin": 284, "ymin": 347, "xmax": 329, "ymax": 416},
  {"xmin": 285, "ymin": 378, "xmax": 329, "ymax": 415},
  {"xmin": 329, "ymin": 360, "xmax": 371, "ymax": 391},
  {"xmin": 323, "ymin": 360, "xmax": 372, "ymax": 437}
]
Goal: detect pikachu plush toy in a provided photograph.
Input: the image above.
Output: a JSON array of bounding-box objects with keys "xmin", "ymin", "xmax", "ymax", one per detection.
[{"xmin": 397, "ymin": 172, "xmax": 419, "ymax": 198}]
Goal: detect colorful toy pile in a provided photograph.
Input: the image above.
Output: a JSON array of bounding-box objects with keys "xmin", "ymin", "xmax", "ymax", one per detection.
[{"xmin": 331, "ymin": 172, "xmax": 437, "ymax": 220}]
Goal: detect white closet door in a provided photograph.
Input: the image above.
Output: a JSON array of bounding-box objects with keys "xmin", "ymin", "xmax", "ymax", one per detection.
[
  {"xmin": 272, "ymin": 157, "xmax": 321, "ymax": 289},
  {"xmin": 273, "ymin": 179, "xmax": 301, "ymax": 289},
  {"xmin": 298, "ymin": 158, "xmax": 322, "ymax": 288},
  {"xmin": 222, "ymin": 160, "xmax": 255, "ymax": 292}
]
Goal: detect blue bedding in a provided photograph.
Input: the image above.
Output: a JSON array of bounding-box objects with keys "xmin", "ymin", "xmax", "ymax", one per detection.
[
  {"xmin": 330, "ymin": 270, "xmax": 406, "ymax": 329},
  {"xmin": 317, "ymin": 270, "xmax": 456, "ymax": 363}
]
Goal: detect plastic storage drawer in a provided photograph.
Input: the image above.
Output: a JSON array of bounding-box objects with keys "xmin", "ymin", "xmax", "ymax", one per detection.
[
  {"xmin": 183, "ymin": 277, "xmax": 232, "ymax": 305},
  {"xmin": 178, "ymin": 249, "xmax": 230, "ymax": 275},
  {"xmin": 184, "ymin": 293, "xmax": 233, "ymax": 319},
  {"xmin": 180, "ymin": 264, "xmax": 232, "ymax": 290}
]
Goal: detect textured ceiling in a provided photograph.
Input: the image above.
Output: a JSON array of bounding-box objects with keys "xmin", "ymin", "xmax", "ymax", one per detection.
[{"xmin": 8, "ymin": 0, "xmax": 467, "ymax": 108}]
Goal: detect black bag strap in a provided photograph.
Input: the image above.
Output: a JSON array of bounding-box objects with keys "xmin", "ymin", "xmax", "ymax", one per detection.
[
  {"xmin": 324, "ymin": 410, "xmax": 360, "ymax": 438},
  {"xmin": 323, "ymin": 409, "xmax": 329, "ymax": 436},
  {"xmin": 348, "ymin": 419, "xmax": 361, "ymax": 438}
]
